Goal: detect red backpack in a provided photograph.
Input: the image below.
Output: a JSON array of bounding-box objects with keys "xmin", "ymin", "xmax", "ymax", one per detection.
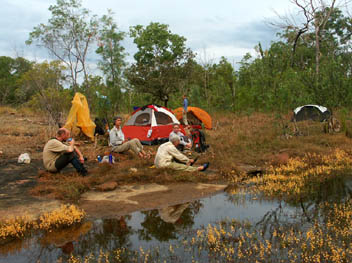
[{"xmin": 191, "ymin": 129, "xmax": 209, "ymax": 153}]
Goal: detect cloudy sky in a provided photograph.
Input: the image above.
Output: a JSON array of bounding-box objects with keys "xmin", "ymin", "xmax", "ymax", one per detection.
[{"xmin": 1, "ymin": 0, "xmax": 294, "ymax": 68}]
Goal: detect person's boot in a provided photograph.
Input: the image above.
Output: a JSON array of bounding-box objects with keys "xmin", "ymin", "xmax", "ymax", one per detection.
[{"xmin": 71, "ymin": 157, "xmax": 88, "ymax": 176}]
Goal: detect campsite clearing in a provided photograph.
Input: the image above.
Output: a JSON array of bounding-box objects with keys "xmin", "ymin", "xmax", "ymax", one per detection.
[{"xmin": 1, "ymin": 107, "xmax": 352, "ymax": 220}]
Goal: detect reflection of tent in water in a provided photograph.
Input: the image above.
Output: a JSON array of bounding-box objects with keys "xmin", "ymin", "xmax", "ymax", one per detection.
[
  {"xmin": 293, "ymin": 105, "xmax": 331, "ymax": 122},
  {"xmin": 173, "ymin": 106, "xmax": 212, "ymax": 129},
  {"xmin": 158, "ymin": 203, "xmax": 189, "ymax": 224},
  {"xmin": 64, "ymin": 92, "xmax": 96, "ymax": 140}
]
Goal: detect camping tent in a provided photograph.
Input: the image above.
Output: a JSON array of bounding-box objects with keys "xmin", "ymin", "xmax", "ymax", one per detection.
[
  {"xmin": 123, "ymin": 104, "xmax": 180, "ymax": 145},
  {"xmin": 292, "ymin": 105, "xmax": 331, "ymax": 122},
  {"xmin": 173, "ymin": 106, "xmax": 212, "ymax": 129},
  {"xmin": 64, "ymin": 92, "xmax": 96, "ymax": 140}
]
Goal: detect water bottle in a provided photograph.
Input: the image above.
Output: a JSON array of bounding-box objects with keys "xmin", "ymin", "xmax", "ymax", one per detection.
[
  {"xmin": 97, "ymin": 155, "xmax": 102, "ymax": 162},
  {"xmin": 109, "ymin": 153, "xmax": 113, "ymax": 164}
]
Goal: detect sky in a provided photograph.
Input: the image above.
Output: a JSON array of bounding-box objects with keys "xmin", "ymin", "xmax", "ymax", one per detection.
[{"xmin": 1, "ymin": 0, "xmax": 294, "ymax": 69}]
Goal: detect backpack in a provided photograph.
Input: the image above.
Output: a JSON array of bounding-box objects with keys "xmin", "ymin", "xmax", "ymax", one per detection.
[
  {"xmin": 191, "ymin": 129, "xmax": 209, "ymax": 153},
  {"xmin": 94, "ymin": 118, "xmax": 108, "ymax": 135}
]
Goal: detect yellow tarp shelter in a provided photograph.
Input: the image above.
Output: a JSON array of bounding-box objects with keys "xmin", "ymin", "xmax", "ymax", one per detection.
[
  {"xmin": 173, "ymin": 106, "xmax": 212, "ymax": 129},
  {"xmin": 64, "ymin": 92, "xmax": 96, "ymax": 140}
]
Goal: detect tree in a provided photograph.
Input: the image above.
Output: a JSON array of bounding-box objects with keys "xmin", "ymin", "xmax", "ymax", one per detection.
[
  {"xmin": 214, "ymin": 57, "xmax": 237, "ymax": 111},
  {"xmin": 18, "ymin": 61, "xmax": 71, "ymax": 125},
  {"xmin": 196, "ymin": 49, "xmax": 216, "ymax": 108},
  {"xmin": 274, "ymin": 1, "xmax": 347, "ymax": 80},
  {"xmin": 0, "ymin": 56, "xmax": 32, "ymax": 104},
  {"xmin": 277, "ymin": 6, "xmax": 352, "ymax": 107},
  {"xmin": 126, "ymin": 22, "xmax": 195, "ymax": 107},
  {"xmin": 26, "ymin": 0, "xmax": 99, "ymax": 90},
  {"xmin": 96, "ymin": 10, "xmax": 127, "ymax": 112}
]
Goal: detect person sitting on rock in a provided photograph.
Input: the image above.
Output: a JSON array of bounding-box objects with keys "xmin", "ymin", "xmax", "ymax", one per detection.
[
  {"xmin": 109, "ymin": 116, "xmax": 150, "ymax": 159},
  {"xmin": 169, "ymin": 123, "xmax": 192, "ymax": 152},
  {"xmin": 43, "ymin": 128, "xmax": 88, "ymax": 176},
  {"xmin": 154, "ymin": 134, "xmax": 209, "ymax": 172}
]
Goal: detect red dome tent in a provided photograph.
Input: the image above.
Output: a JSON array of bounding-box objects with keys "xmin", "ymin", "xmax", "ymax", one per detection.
[{"xmin": 122, "ymin": 104, "xmax": 180, "ymax": 145}]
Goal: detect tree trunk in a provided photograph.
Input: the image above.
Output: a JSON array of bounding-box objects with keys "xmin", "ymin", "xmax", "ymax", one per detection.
[{"xmin": 315, "ymin": 21, "xmax": 321, "ymax": 77}]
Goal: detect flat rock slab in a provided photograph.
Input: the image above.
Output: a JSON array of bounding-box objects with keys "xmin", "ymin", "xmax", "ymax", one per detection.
[
  {"xmin": 0, "ymin": 199, "xmax": 62, "ymax": 220},
  {"xmin": 79, "ymin": 183, "xmax": 227, "ymax": 219}
]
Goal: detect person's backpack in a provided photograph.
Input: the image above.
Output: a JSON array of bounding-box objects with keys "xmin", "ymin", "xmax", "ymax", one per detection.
[
  {"xmin": 191, "ymin": 129, "xmax": 209, "ymax": 153},
  {"xmin": 94, "ymin": 118, "xmax": 108, "ymax": 135}
]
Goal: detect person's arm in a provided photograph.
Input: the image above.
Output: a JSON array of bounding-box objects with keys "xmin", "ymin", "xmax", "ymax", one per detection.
[
  {"xmin": 74, "ymin": 145, "xmax": 84, "ymax": 164},
  {"xmin": 168, "ymin": 145, "xmax": 190, "ymax": 164},
  {"xmin": 178, "ymin": 133, "xmax": 192, "ymax": 148},
  {"xmin": 67, "ymin": 139, "xmax": 75, "ymax": 152}
]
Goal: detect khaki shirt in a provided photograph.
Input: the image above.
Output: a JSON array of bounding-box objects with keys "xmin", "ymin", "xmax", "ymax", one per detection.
[
  {"xmin": 154, "ymin": 141, "xmax": 189, "ymax": 168},
  {"xmin": 43, "ymin": 139, "xmax": 70, "ymax": 172}
]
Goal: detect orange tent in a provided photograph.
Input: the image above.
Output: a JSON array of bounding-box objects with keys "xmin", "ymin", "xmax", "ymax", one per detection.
[{"xmin": 173, "ymin": 106, "xmax": 212, "ymax": 129}]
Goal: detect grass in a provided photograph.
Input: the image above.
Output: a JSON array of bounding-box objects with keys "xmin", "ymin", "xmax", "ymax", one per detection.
[
  {"xmin": 2, "ymin": 106, "xmax": 352, "ymax": 201},
  {"xmin": 243, "ymin": 149, "xmax": 352, "ymax": 204},
  {"xmin": 0, "ymin": 204, "xmax": 85, "ymax": 243}
]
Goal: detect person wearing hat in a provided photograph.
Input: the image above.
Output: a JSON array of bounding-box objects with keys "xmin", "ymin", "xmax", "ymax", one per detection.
[
  {"xmin": 109, "ymin": 116, "xmax": 150, "ymax": 159},
  {"xmin": 154, "ymin": 134, "xmax": 209, "ymax": 172}
]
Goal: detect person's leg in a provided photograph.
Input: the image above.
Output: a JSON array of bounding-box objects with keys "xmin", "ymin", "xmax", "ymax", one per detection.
[
  {"xmin": 168, "ymin": 162, "xmax": 198, "ymax": 172},
  {"xmin": 55, "ymin": 152, "xmax": 87, "ymax": 176},
  {"xmin": 70, "ymin": 156, "xmax": 88, "ymax": 176},
  {"xmin": 183, "ymin": 111, "xmax": 188, "ymax": 125},
  {"xmin": 129, "ymin": 139, "xmax": 144, "ymax": 156},
  {"xmin": 112, "ymin": 143, "xmax": 131, "ymax": 153},
  {"xmin": 55, "ymin": 152, "xmax": 75, "ymax": 172},
  {"xmin": 134, "ymin": 139, "xmax": 151, "ymax": 158}
]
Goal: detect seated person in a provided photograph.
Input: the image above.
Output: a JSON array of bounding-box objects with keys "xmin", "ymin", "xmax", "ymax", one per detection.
[
  {"xmin": 154, "ymin": 134, "xmax": 209, "ymax": 172},
  {"xmin": 109, "ymin": 116, "xmax": 150, "ymax": 159},
  {"xmin": 43, "ymin": 128, "xmax": 88, "ymax": 176},
  {"xmin": 169, "ymin": 123, "xmax": 192, "ymax": 151}
]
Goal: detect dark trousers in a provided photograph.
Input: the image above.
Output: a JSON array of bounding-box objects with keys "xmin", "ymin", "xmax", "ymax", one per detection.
[{"xmin": 55, "ymin": 152, "xmax": 87, "ymax": 175}]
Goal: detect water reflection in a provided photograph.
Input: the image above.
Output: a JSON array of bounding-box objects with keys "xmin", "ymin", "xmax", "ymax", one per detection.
[
  {"xmin": 75, "ymin": 215, "xmax": 134, "ymax": 257},
  {"xmin": 1, "ymin": 176, "xmax": 352, "ymax": 262},
  {"xmin": 159, "ymin": 203, "xmax": 190, "ymax": 224},
  {"xmin": 138, "ymin": 201, "xmax": 201, "ymax": 242}
]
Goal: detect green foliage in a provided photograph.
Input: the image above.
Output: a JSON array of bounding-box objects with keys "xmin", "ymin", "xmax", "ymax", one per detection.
[
  {"xmin": 0, "ymin": 56, "xmax": 32, "ymax": 105},
  {"xmin": 126, "ymin": 22, "xmax": 195, "ymax": 107},
  {"xmin": 26, "ymin": 0, "xmax": 99, "ymax": 89},
  {"xmin": 27, "ymin": 88, "xmax": 71, "ymax": 124},
  {"xmin": 96, "ymin": 10, "xmax": 126, "ymax": 85},
  {"xmin": 19, "ymin": 61, "xmax": 71, "ymax": 124},
  {"xmin": 9, "ymin": 3, "xmax": 352, "ymax": 116},
  {"xmin": 95, "ymin": 10, "xmax": 127, "ymax": 113}
]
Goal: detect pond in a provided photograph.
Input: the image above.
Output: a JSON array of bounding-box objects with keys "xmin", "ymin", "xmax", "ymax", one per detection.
[{"xmin": 1, "ymin": 176, "xmax": 352, "ymax": 263}]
